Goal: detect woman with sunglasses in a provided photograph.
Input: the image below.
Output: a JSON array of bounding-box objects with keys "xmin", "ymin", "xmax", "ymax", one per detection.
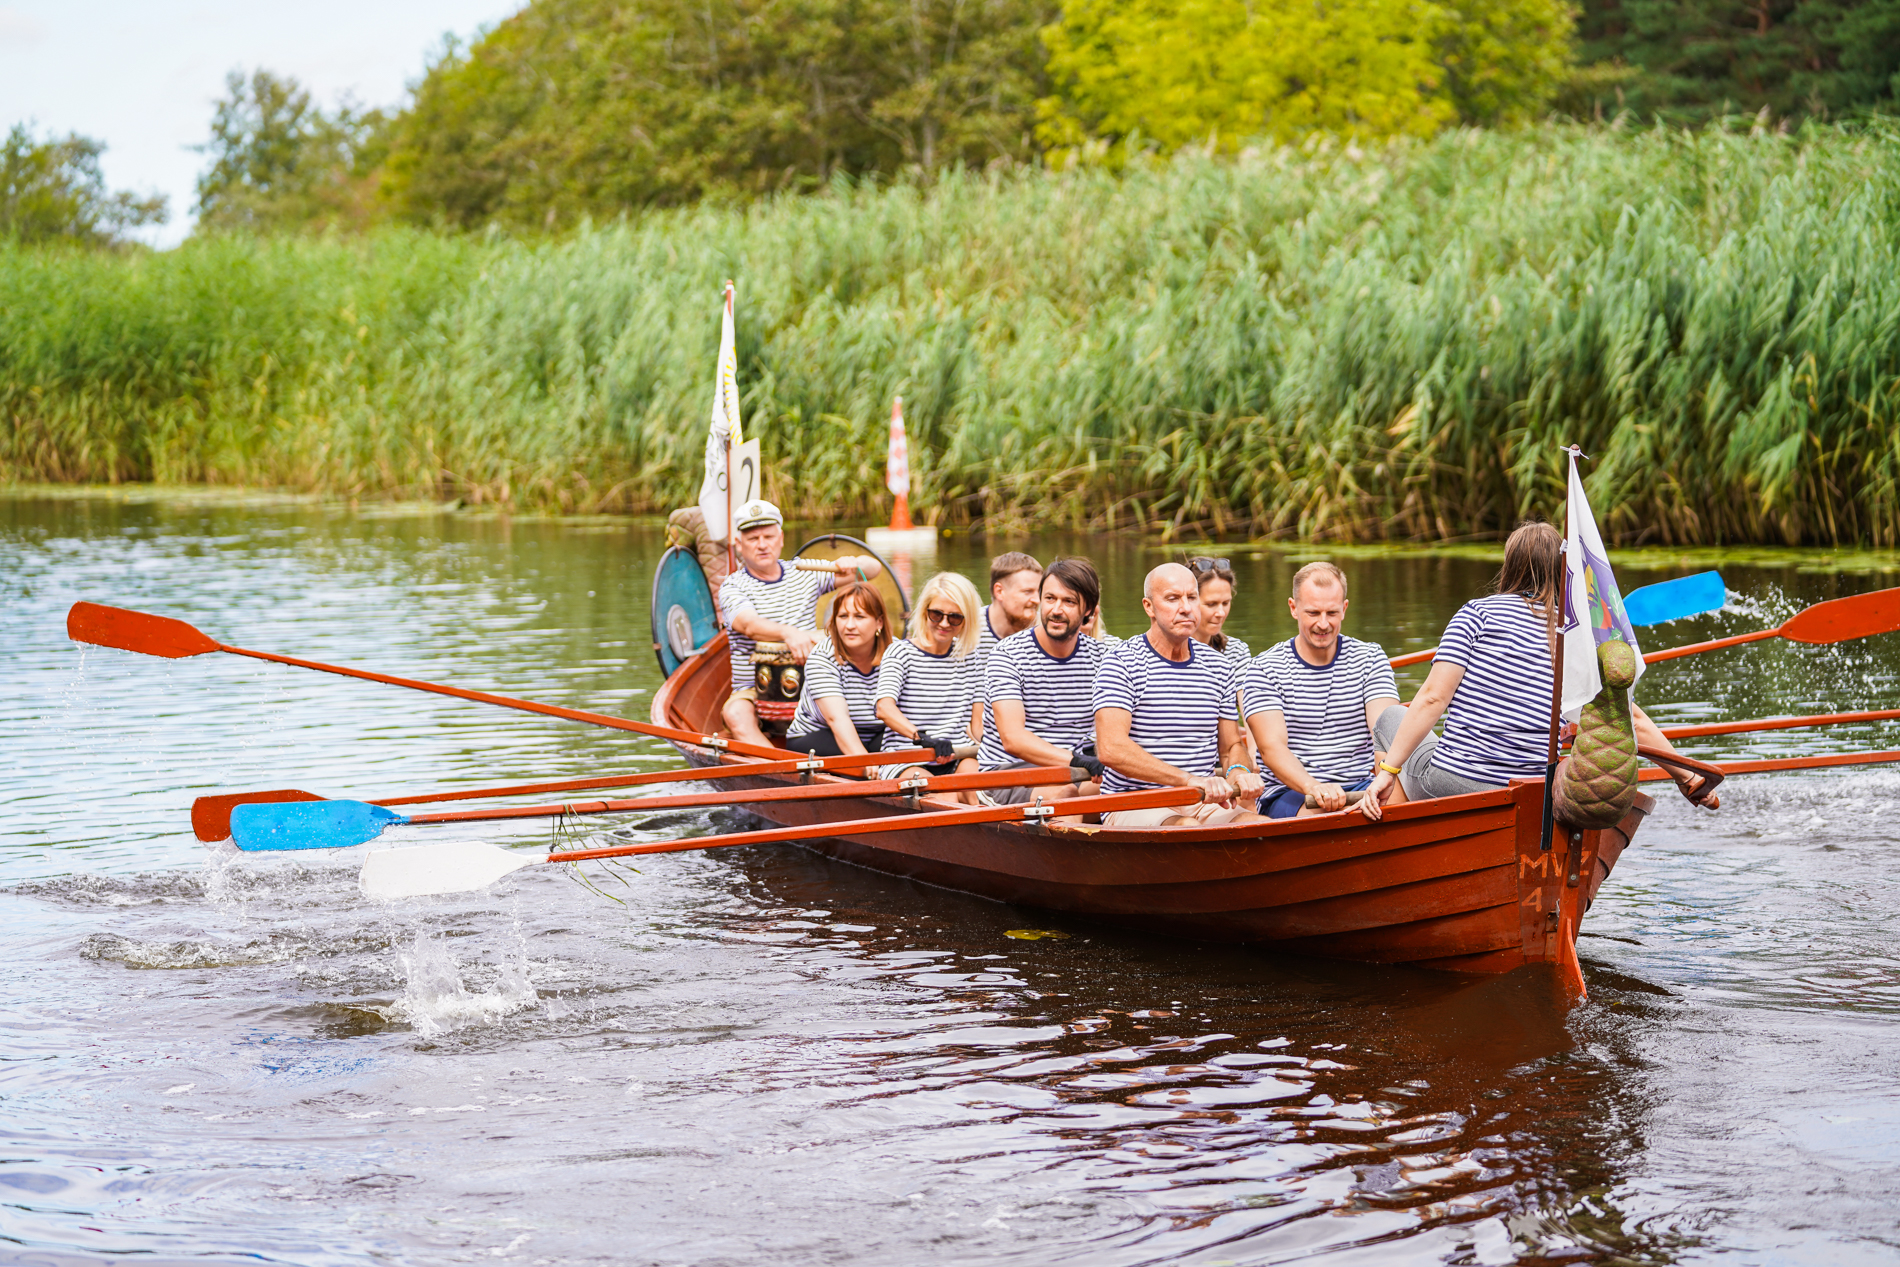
[
  {"xmin": 1189, "ymin": 557, "xmax": 1252, "ymax": 668},
  {"xmin": 874, "ymin": 571, "xmax": 984, "ymax": 798}
]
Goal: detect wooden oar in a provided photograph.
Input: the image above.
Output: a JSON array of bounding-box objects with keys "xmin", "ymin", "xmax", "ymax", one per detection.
[
  {"xmin": 67, "ymin": 601, "xmax": 785, "ymax": 758},
  {"xmin": 1636, "ymin": 748, "xmax": 1900, "ymax": 780},
  {"xmin": 1659, "ymin": 707, "xmax": 1900, "ymax": 741},
  {"xmin": 233, "ymin": 763, "xmax": 1088, "ymax": 852},
  {"xmin": 190, "ymin": 747, "xmax": 934, "ymax": 842},
  {"xmin": 1389, "ymin": 572, "xmax": 1730, "ymax": 668},
  {"xmin": 1643, "ymin": 586, "xmax": 1900, "ymax": 663},
  {"xmin": 359, "ymin": 785, "xmax": 1202, "ymax": 900}
]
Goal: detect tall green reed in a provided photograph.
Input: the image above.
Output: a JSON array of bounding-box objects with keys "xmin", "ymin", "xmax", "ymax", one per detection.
[{"xmin": 5, "ymin": 120, "xmax": 1899, "ymax": 544}]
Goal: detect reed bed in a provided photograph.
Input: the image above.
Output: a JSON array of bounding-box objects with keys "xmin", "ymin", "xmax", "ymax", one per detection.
[{"xmin": 5, "ymin": 122, "xmax": 1900, "ymax": 544}]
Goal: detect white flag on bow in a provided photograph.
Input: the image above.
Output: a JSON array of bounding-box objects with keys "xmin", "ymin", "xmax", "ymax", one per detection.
[
  {"xmin": 696, "ymin": 283, "xmax": 759, "ymax": 542},
  {"xmin": 886, "ymin": 397, "xmax": 910, "ymax": 499},
  {"xmin": 1560, "ymin": 447, "xmax": 1644, "ymax": 718}
]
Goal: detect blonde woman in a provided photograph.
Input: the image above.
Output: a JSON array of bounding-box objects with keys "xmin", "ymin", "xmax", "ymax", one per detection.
[{"xmin": 874, "ymin": 571, "xmax": 983, "ymax": 796}]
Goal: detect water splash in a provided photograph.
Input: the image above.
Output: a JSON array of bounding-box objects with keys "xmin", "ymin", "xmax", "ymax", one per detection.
[{"xmin": 385, "ymin": 927, "xmax": 538, "ymax": 1038}]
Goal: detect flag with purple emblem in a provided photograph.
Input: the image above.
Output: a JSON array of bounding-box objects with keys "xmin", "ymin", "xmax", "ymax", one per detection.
[{"xmin": 1560, "ymin": 447, "xmax": 1644, "ymax": 718}]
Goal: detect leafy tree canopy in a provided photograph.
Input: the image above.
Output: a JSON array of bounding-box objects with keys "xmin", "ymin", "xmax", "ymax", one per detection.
[
  {"xmin": 379, "ymin": 0, "xmax": 1054, "ymax": 229},
  {"xmin": 194, "ymin": 70, "xmax": 389, "ymax": 234},
  {"xmin": 1573, "ymin": 0, "xmax": 1900, "ymax": 121},
  {"xmin": 0, "ymin": 124, "xmax": 167, "ymax": 246},
  {"xmin": 1038, "ymin": 0, "xmax": 1574, "ymax": 158}
]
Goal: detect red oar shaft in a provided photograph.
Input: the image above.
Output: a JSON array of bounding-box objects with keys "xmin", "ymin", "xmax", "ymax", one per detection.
[
  {"xmin": 216, "ymin": 642, "xmax": 786, "ymax": 758},
  {"xmin": 1642, "ymin": 628, "xmax": 1779, "ymax": 664},
  {"xmin": 1637, "ymin": 749, "xmax": 1900, "ymax": 780},
  {"xmin": 370, "ymin": 748, "xmax": 928, "ymax": 807},
  {"xmin": 406, "ymin": 764, "xmax": 1077, "ymax": 826},
  {"xmin": 66, "ymin": 601, "xmax": 782, "ymax": 759},
  {"xmin": 1660, "ymin": 708, "xmax": 1900, "ymax": 740},
  {"xmin": 546, "ymin": 786, "xmax": 1201, "ymax": 863}
]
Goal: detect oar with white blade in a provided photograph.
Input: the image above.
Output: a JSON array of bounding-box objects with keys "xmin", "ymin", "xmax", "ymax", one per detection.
[{"xmin": 360, "ymin": 786, "xmax": 1203, "ymax": 900}]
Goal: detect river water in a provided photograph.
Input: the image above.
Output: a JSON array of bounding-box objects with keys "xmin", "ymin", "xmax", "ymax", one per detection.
[{"xmin": 4, "ymin": 490, "xmax": 1899, "ymax": 1266}]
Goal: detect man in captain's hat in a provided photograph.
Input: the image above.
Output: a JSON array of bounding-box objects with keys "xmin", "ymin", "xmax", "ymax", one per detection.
[{"xmin": 717, "ymin": 498, "xmax": 882, "ymax": 747}]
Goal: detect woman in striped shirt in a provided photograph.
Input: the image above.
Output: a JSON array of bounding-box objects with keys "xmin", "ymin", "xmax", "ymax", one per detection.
[
  {"xmin": 1360, "ymin": 521, "xmax": 1718, "ymax": 820},
  {"xmin": 875, "ymin": 571, "xmax": 983, "ymax": 798},
  {"xmin": 1189, "ymin": 556, "xmax": 1252, "ymax": 667},
  {"xmin": 784, "ymin": 582, "xmax": 891, "ymax": 758}
]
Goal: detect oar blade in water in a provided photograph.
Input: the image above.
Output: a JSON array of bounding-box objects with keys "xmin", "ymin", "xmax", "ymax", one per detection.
[
  {"xmin": 192, "ymin": 789, "xmax": 324, "ymax": 842},
  {"xmin": 1623, "ymin": 571, "xmax": 1725, "ymax": 627},
  {"xmin": 360, "ymin": 840, "xmax": 542, "ymax": 900},
  {"xmin": 1781, "ymin": 585, "xmax": 1900, "ymax": 644},
  {"xmin": 67, "ymin": 601, "xmax": 220, "ymax": 658},
  {"xmin": 230, "ymin": 800, "xmax": 407, "ymax": 852}
]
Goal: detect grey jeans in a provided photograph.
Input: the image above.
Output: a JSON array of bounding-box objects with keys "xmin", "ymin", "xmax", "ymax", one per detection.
[{"xmin": 1372, "ymin": 704, "xmax": 1500, "ymax": 800}]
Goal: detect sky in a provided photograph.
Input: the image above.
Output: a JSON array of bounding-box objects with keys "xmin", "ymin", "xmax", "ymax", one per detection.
[{"xmin": 0, "ymin": 0, "xmax": 523, "ymax": 247}]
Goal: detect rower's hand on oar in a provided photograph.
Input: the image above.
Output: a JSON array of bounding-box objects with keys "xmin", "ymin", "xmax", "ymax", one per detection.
[
  {"xmin": 1308, "ymin": 782, "xmax": 1349, "ymax": 813},
  {"xmin": 781, "ymin": 627, "xmax": 819, "ymax": 662},
  {"xmin": 1229, "ymin": 767, "xmax": 1265, "ymax": 801},
  {"xmin": 1358, "ymin": 770, "xmax": 1398, "ymax": 821},
  {"xmin": 1675, "ymin": 771, "xmax": 1721, "ymax": 810},
  {"xmin": 1192, "ymin": 774, "xmax": 1236, "ymax": 806},
  {"xmin": 1068, "ymin": 750, "xmax": 1104, "ymax": 781},
  {"xmin": 914, "ymin": 731, "xmax": 957, "ymax": 761}
]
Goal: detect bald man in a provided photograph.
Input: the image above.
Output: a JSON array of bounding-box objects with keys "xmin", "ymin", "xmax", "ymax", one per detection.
[{"xmin": 1091, "ymin": 563, "xmax": 1265, "ymax": 827}]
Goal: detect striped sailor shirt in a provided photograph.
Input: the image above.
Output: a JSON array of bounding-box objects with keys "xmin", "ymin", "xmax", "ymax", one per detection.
[
  {"xmin": 874, "ymin": 639, "xmax": 980, "ymax": 751},
  {"xmin": 1240, "ymin": 636, "xmax": 1398, "ymax": 795},
  {"xmin": 1091, "ymin": 633, "xmax": 1239, "ymax": 794},
  {"xmin": 717, "ymin": 563, "xmax": 836, "ymax": 693},
  {"xmin": 1430, "ymin": 594, "xmax": 1557, "ymax": 786},
  {"xmin": 977, "ymin": 630, "xmax": 1105, "ymax": 770},
  {"xmin": 787, "ymin": 638, "xmax": 882, "ymax": 738}
]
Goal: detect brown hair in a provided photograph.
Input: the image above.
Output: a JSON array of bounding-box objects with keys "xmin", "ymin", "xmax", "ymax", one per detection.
[
  {"xmin": 989, "ymin": 552, "xmax": 1043, "ymax": 593},
  {"xmin": 1290, "ymin": 561, "xmax": 1348, "ymax": 601},
  {"xmin": 1496, "ymin": 520, "xmax": 1562, "ymax": 611},
  {"xmin": 1039, "ymin": 557, "xmax": 1101, "ymax": 620},
  {"xmin": 826, "ymin": 581, "xmax": 891, "ymax": 662}
]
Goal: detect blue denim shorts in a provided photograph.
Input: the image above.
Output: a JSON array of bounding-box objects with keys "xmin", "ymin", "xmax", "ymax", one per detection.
[{"xmin": 1260, "ymin": 775, "xmax": 1373, "ymax": 819}]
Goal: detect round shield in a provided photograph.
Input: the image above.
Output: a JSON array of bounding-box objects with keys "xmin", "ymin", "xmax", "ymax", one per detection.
[
  {"xmin": 792, "ymin": 533, "xmax": 912, "ymax": 637},
  {"xmin": 650, "ymin": 545, "xmax": 719, "ymax": 678}
]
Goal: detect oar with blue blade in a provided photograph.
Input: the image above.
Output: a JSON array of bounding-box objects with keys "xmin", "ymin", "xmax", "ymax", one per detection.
[
  {"xmin": 1623, "ymin": 570, "xmax": 1725, "ymax": 627},
  {"xmin": 228, "ymin": 763, "xmax": 1094, "ymax": 852},
  {"xmin": 1391, "ymin": 571, "xmax": 1728, "ymax": 667},
  {"xmin": 232, "ymin": 800, "xmax": 407, "ymax": 851}
]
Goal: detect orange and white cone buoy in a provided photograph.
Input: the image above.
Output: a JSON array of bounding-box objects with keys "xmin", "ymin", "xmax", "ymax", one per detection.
[{"xmin": 866, "ymin": 396, "xmax": 938, "ymax": 556}]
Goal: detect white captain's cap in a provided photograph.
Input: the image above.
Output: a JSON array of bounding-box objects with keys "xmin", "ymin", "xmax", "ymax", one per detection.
[{"xmin": 733, "ymin": 499, "xmax": 783, "ymax": 531}]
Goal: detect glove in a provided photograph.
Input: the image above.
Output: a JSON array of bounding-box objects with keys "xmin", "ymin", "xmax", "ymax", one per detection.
[
  {"xmin": 914, "ymin": 731, "xmax": 957, "ymax": 761},
  {"xmin": 1069, "ymin": 749, "xmax": 1105, "ymax": 780}
]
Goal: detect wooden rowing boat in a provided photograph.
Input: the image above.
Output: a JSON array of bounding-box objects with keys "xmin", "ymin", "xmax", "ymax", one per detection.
[{"xmin": 651, "ymin": 626, "xmax": 1652, "ymax": 1003}]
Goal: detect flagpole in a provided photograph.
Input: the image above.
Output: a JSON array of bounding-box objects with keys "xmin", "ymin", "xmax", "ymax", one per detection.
[
  {"xmin": 724, "ymin": 283, "xmax": 736, "ymax": 580},
  {"xmin": 1539, "ymin": 540, "xmax": 1567, "ymax": 857}
]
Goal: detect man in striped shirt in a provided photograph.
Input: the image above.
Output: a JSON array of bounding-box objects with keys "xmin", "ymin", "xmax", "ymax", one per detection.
[
  {"xmin": 717, "ymin": 499, "xmax": 882, "ymax": 746},
  {"xmin": 977, "ymin": 557, "xmax": 1108, "ymax": 806},
  {"xmin": 974, "ymin": 551, "xmax": 1043, "ymax": 676},
  {"xmin": 1242, "ymin": 562, "xmax": 1400, "ymax": 817},
  {"xmin": 1093, "ymin": 563, "xmax": 1265, "ymax": 827}
]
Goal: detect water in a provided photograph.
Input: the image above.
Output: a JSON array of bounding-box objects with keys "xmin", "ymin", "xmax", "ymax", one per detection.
[{"xmin": 4, "ymin": 489, "xmax": 1900, "ymax": 1266}]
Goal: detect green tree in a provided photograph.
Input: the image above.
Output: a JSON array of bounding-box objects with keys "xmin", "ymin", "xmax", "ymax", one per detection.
[
  {"xmin": 1573, "ymin": 0, "xmax": 1900, "ymax": 120},
  {"xmin": 379, "ymin": 0, "xmax": 1053, "ymax": 229},
  {"xmin": 1038, "ymin": 0, "xmax": 1573, "ymax": 157},
  {"xmin": 194, "ymin": 69, "xmax": 389, "ymax": 233},
  {"xmin": 0, "ymin": 124, "xmax": 167, "ymax": 246}
]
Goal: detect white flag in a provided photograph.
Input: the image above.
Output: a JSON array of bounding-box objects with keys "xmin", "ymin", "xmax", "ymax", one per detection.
[
  {"xmin": 696, "ymin": 282, "xmax": 745, "ymax": 542},
  {"xmin": 1560, "ymin": 447, "xmax": 1644, "ymax": 718},
  {"xmin": 886, "ymin": 396, "xmax": 910, "ymax": 499}
]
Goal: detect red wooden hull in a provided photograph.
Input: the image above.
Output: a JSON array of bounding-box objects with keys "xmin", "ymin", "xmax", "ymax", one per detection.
[{"xmin": 654, "ymin": 633, "xmax": 1651, "ymax": 1001}]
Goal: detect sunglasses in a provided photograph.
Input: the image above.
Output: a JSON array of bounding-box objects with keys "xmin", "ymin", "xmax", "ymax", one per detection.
[
  {"xmin": 1187, "ymin": 557, "xmax": 1233, "ymax": 577},
  {"xmin": 923, "ymin": 608, "xmax": 966, "ymax": 628}
]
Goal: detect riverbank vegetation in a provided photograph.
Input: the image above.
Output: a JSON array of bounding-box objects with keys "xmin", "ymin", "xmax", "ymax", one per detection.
[{"xmin": 6, "ymin": 123, "xmax": 1900, "ymax": 545}]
